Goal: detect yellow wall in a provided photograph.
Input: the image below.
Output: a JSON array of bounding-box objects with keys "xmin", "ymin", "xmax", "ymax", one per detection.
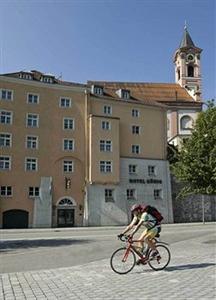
[{"xmin": 0, "ymin": 78, "xmax": 86, "ymax": 226}]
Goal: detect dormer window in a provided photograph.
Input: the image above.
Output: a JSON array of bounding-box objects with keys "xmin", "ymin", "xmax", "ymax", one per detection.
[
  {"xmin": 19, "ymin": 73, "xmax": 32, "ymax": 80},
  {"xmin": 91, "ymin": 85, "xmax": 103, "ymax": 95},
  {"xmin": 41, "ymin": 76, "xmax": 54, "ymax": 84},
  {"xmin": 116, "ymin": 89, "xmax": 130, "ymax": 100}
]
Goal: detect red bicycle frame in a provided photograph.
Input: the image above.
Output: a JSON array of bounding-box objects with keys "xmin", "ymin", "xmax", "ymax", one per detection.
[{"xmin": 122, "ymin": 237, "xmax": 146, "ymax": 262}]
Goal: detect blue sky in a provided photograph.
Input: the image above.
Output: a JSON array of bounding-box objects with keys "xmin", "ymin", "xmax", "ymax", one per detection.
[{"xmin": 0, "ymin": 0, "xmax": 215, "ymax": 100}]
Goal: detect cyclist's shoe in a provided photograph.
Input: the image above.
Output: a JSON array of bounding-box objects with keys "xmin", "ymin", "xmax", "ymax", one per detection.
[
  {"xmin": 156, "ymin": 255, "xmax": 161, "ymax": 262},
  {"xmin": 151, "ymin": 250, "xmax": 160, "ymax": 259}
]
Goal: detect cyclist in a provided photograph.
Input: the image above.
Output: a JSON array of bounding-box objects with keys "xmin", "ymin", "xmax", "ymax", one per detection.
[{"xmin": 118, "ymin": 204, "xmax": 161, "ymax": 261}]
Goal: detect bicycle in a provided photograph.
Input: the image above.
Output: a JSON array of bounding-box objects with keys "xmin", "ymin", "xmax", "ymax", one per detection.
[{"xmin": 110, "ymin": 235, "xmax": 171, "ymax": 274}]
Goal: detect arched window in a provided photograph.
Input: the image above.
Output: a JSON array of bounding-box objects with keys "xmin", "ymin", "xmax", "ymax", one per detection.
[
  {"xmin": 180, "ymin": 115, "xmax": 193, "ymax": 130},
  {"xmin": 188, "ymin": 66, "xmax": 194, "ymax": 77},
  {"xmin": 58, "ymin": 198, "xmax": 75, "ymax": 206}
]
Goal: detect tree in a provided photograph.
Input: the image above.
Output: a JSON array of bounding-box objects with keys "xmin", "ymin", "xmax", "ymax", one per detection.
[
  {"xmin": 167, "ymin": 143, "xmax": 179, "ymax": 164},
  {"xmin": 172, "ymin": 100, "xmax": 216, "ymax": 198}
]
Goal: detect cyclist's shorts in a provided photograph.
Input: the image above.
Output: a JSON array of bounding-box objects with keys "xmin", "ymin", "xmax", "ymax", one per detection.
[{"xmin": 144, "ymin": 226, "xmax": 159, "ymax": 240}]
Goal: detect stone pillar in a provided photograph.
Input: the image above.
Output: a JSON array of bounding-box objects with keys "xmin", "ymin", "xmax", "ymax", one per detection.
[{"xmin": 33, "ymin": 177, "xmax": 52, "ymax": 228}]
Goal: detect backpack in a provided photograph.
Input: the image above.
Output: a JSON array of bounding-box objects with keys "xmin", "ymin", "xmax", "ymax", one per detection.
[{"xmin": 145, "ymin": 205, "xmax": 163, "ymax": 223}]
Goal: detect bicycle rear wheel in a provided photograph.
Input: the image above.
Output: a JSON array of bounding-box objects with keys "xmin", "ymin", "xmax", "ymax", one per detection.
[
  {"xmin": 148, "ymin": 244, "xmax": 171, "ymax": 271},
  {"xmin": 110, "ymin": 247, "xmax": 136, "ymax": 274}
]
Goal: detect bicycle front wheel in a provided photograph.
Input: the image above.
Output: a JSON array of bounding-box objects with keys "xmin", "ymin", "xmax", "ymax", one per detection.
[
  {"xmin": 148, "ymin": 244, "xmax": 171, "ymax": 271},
  {"xmin": 110, "ymin": 247, "xmax": 136, "ymax": 274}
]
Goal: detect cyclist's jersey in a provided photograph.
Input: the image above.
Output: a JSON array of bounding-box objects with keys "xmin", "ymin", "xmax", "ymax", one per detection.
[{"xmin": 133, "ymin": 212, "xmax": 158, "ymax": 230}]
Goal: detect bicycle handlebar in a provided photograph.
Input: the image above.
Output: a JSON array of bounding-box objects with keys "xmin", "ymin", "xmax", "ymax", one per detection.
[{"xmin": 118, "ymin": 235, "xmax": 132, "ymax": 242}]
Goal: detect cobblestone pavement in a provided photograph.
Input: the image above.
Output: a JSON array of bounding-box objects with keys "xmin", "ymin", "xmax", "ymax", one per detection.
[{"xmin": 0, "ymin": 233, "xmax": 215, "ymax": 300}]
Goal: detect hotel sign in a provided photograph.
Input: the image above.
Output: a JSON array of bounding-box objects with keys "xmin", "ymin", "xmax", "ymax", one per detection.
[{"xmin": 129, "ymin": 178, "xmax": 162, "ymax": 184}]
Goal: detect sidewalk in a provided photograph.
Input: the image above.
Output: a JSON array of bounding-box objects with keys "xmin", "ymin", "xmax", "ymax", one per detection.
[
  {"xmin": 1, "ymin": 222, "xmax": 215, "ymax": 234},
  {"xmin": 0, "ymin": 233, "xmax": 215, "ymax": 300}
]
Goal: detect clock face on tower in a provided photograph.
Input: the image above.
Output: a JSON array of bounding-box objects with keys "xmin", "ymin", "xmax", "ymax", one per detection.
[{"xmin": 187, "ymin": 54, "xmax": 195, "ymax": 62}]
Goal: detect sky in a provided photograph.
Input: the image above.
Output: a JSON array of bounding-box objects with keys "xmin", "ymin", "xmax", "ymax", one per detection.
[{"xmin": 0, "ymin": 0, "xmax": 215, "ymax": 101}]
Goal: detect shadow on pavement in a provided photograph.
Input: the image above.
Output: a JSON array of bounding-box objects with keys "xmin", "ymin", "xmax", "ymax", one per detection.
[
  {"xmin": 132, "ymin": 262, "xmax": 215, "ymax": 275},
  {"xmin": 165, "ymin": 263, "xmax": 216, "ymax": 271},
  {"xmin": 0, "ymin": 238, "xmax": 92, "ymax": 253}
]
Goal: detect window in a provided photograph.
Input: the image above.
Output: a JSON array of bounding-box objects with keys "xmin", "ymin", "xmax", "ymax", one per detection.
[
  {"xmin": 26, "ymin": 114, "xmax": 39, "ymax": 127},
  {"xmin": 0, "ymin": 186, "xmax": 12, "ymax": 197},
  {"xmin": 1, "ymin": 89, "xmax": 13, "ymax": 101},
  {"xmin": 177, "ymin": 69, "xmax": 180, "ymax": 80},
  {"xmin": 63, "ymin": 139, "xmax": 74, "ymax": 151},
  {"xmin": 121, "ymin": 89, "xmax": 130, "ymax": 99},
  {"xmin": 148, "ymin": 165, "xmax": 156, "ymax": 176},
  {"xmin": 116, "ymin": 89, "xmax": 130, "ymax": 99},
  {"xmin": 41, "ymin": 76, "xmax": 53, "ymax": 83},
  {"xmin": 63, "ymin": 160, "xmax": 74, "ymax": 173},
  {"xmin": 20, "ymin": 73, "xmax": 32, "ymax": 80},
  {"xmin": 60, "ymin": 97, "xmax": 71, "ymax": 107},
  {"xmin": 180, "ymin": 115, "xmax": 193, "ymax": 130},
  {"xmin": 28, "ymin": 187, "xmax": 40, "ymax": 197},
  {"xmin": 100, "ymin": 161, "xmax": 112, "ymax": 173},
  {"xmin": 0, "ymin": 111, "xmax": 13, "ymax": 124},
  {"xmin": 27, "ymin": 93, "xmax": 39, "ymax": 104},
  {"xmin": 58, "ymin": 198, "xmax": 74, "ymax": 206},
  {"xmin": 25, "ymin": 158, "xmax": 38, "ymax": 171},
  {"xmin": 105, "ymin": 189, "xmax": 114, "ymax": 202},
  {"xmin": 101, "ymin": 121, "xmax": 111, "ymax": 130},
  {"xmin": 26, "ymin": 136, "xmax": 38, "ymax": 149},
  {"xmin": 127, "ymin": 189, "xmax": 136, "ymax": 200},
  {"xmin": 132, "ymin": 125, "xmax": 140, "ymax": 134},
  {"xmin": 100, "ymin": 140, "xmax": 112, "ymax": 152},
  {"xmin": 0, "ymin": 156, "xmax": 11, "ymax": 170},
  {"xmin": 129, "ymin": 164, "xmax": 137, "ymax": 174},
  {"xmin": 103, "ymin": 105, "xmax": 112, "ymax": 115},
  {"xmin": 188, "ymin": 66, "xmax": 194, "ymax": 77},
  {"xmin": 132, "ymin": 145, "xmax": 140, "ymax": 154},
  {"xmin": 154, "ymin": 189, "xmax": 162, "ymax": 200},
  {"xmin": 63, "ymin": 118, "xmax": 74, "ymax": 130},
  {"xmin": 91, "ymin": 85, "xmax": 103, "ymax": 95},
  {"xmin": 132, "ymin": 109, "xmax": 139, "ymax": 117},
  {"xmin": 0, "ymin": 133, "xmax": 12, "ymax": 147}
]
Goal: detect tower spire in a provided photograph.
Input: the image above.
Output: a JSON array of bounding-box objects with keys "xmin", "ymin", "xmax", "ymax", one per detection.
[{"xmin": 180, "ymin": 24, "xmax": 195, "ymax": 48}]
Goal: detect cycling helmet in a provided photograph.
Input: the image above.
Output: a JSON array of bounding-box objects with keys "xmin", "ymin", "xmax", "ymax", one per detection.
[{"xmin": 130, "ymin": 204, "xmax": 144, "ymax": 212}]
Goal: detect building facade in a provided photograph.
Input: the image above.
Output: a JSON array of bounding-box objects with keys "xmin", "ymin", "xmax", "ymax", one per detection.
[
  {"xmin": 85, "ymin": 83, "xmax": 172, "ymax": 225},
  {"xmin": 0, "ymin": 72, "xmax": 174, "ymax": 227},
  {"xmin": 0, "ymin": 72, "xmax": 87, "ymax": 228},
  {"xmin": 0, "ymin": 27, "xmax": 202, "ymax": 228}
]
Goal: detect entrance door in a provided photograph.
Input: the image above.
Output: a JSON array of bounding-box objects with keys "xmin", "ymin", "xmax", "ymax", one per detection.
[
  {"xmin": 3, "ymin": 210, "xmax": 29, "ymax": 229},
  {"xmin": 57, "ymin": 209, "xmax": 75, "ymax": 227}
]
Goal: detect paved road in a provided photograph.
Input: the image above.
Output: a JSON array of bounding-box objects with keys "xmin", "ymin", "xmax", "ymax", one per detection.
[
  {"xmin": 0, "ymin": 223, "xmax": 215, "ymax": 273},
  {"xmin": 0, "ymin": 223, "xmax": 216, "ymax": 299}
]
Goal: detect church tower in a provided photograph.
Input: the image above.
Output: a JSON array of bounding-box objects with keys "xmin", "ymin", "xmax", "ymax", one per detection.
[{"xmin": 174, "ymin": 26, "xmax": 202, "ymax": 101}]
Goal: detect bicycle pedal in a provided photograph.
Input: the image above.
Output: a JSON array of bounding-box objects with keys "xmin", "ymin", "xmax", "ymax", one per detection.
[{"xmin": 136, "ymin": 259, "xmax": 142, "ymax": 265}]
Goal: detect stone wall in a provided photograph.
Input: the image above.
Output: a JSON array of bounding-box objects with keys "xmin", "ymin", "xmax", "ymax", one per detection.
[{"xmin": 171, "ymin": 175, "xmax": 216, "ymax": 222}]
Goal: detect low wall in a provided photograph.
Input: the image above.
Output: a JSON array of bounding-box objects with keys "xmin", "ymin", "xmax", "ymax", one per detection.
[{"xmin": 171, "ymin": 176, "xmax": 216, "ymax": 222}]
